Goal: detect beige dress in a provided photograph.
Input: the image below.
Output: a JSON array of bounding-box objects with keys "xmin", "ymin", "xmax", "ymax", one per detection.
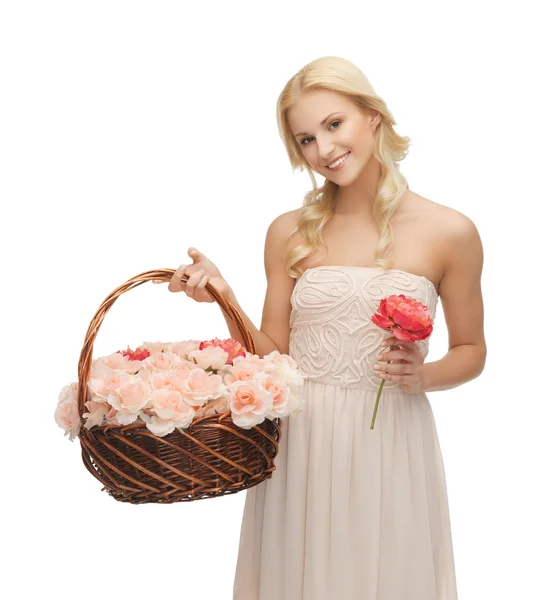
[{"xmin": 233, "ymin": 266, "xmax": 458, "ymax": 600}]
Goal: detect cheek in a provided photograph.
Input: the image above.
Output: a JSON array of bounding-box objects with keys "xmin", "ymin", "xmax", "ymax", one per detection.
[
  {"xmin": 301, "ymin": 148, "xmax": 318, "ymax": 169},
  {"xmin": 359, "ymin": 128, "xmax": 375, "ymax": 152}
]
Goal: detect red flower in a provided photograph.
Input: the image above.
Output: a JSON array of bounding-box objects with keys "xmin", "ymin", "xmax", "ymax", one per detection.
[
  {"xmin": 199, "ymin": 337, "xmax": 246, "ymax": 365},
  {"xmin": 117, "ymin": 346, "xmax": 151, "ymax": 361},
  {"xmin": 371, "ymin": 294, "xmax": 433, "ymax": 342},
  {"xmin": 369, "ymin": 294, "xmax": 434, "ymax": 430}
]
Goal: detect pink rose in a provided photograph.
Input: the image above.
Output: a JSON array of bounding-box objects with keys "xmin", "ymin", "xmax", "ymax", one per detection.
[
  {"xmin": 104, "ymin": 406, "xmax": 119, "ymax": 424},
  {"xmin": 113, "ymin": 411, "xmax": 139, "ymax": 426},
  {"xmin": 253, "ymin": 372, "xmax": 290, "ymax": 417},
  {"xmin": 142, "ymin": 415, "xmax": 178, "ymax": 437},
  {"xmin": 136, "ymin": 366, "xmax": 151, "ymax": 382},
  {"xmin": 266, "ymin": 355, "xmax": 303, "ymax": 393},
  {"xmin": 54, "ymin": 383, "xmax": 81, "ymax": 440},
  {"xmin": 83, "ymin": 399, "xmax": 109, "ymax": 429},
  {"xmin": 136, "ymin": 361, "xmax": 195, "ymax": 386},
  {"xmin": 149, "ymin": 371, "xmax": 188, "ymax": 391},
  {"xmin": 102, "ymin": 352, "xmax": 143, "ymax": 374},
  {"xmin": 167, "ymin": 340, "xmax": 202, "ymax": 359},
  {"xmin": 199, "ymin": 337, "xmax": 246, "ymax": 364},
  {"xmin": 228, "ymin": 379, "xmax": 274, "ymax": 429},
  {"xmin": 106, "ymin": 374, "xmax": 151, "ymax": 424},
  {"xmin": 265, "ymin": 350, "xmax": 298, "ymax": 370},
  {"xmin": 234, "ymin": 352, "xmax": 271, "ymax": 369},
  {"xmin": 88, "ymin": 371, "xmax": 124, "ymax": 401},
  {"xmin": 195, "ymin": 397, "xmax": 230, "ymax": 419},
  {"xmin": 179, "ymin": 368, "xmax": 227, "ymax": 406},
  {"xmin": 188, "ymin": 346, "xmax": 228, "ymax": 371},
  {"xmin": 139, "ymin": 351, "xmax": 182, "ymax": 380},
  {"xmin": 150, "ymin": 388, "xmax": 195, "ymax": 427},
  {"xmin": 90, "ymin": 358, "xmax": 112, "ymax": 379},
  {"xmin": 222, "ymin": 356, "xmax": 267, "ymax": 385},
  {"xmin": 141, "ymin": 351, "xmax": 183, "ymax": 373},
  {"xmin": 172, "ymin": 361, "xmax": 196, "ymax": 379},
  {"xmin": 141, "ymin": 341, "xmax": 172, "ymax": 354}
]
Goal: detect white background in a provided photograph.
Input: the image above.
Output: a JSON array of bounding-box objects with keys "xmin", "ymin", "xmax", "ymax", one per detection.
[{"xmin": 1, "ymin": 1, "xmax": 550, "ymax": 598}]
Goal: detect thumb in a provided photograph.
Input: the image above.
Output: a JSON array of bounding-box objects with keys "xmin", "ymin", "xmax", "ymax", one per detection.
[{"xmin": 188, "ymin": 247, "xmax": 206, "ymax": 262}]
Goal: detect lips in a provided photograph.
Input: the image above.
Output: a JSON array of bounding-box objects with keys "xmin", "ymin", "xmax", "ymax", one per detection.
[{"xmin": 325, "ymin": 151, "xmax": 350, "ymax": 169}]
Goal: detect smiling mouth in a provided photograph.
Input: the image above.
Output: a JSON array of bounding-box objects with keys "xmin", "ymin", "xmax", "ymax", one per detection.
[{"xmin": 326, "ymin": 151, "xmax": 351, "ymax": 170}]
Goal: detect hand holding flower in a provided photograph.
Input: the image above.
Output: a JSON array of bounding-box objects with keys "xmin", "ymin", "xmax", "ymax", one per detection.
[
  {"xmin": 370, "ymin": 293, "xmax": 434, "ymax": 429},
  {"xmin": 375, "ymin": 337, "xmax": 427, "ymax": 394}
]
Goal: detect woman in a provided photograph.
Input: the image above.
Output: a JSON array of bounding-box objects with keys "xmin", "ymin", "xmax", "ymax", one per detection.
[{"xmin": 161, "ymin": 56, "xmax": 486, "ymax": 600}]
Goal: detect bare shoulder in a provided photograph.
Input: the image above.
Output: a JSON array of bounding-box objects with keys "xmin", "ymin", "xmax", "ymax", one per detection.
[
  {"xmin": 266, "ymin": 208, "xmax": 304, "ymax": 253},
  {"xmin": 409, "ymin": 192, "xmax": 482, "ymax": 266},
  {"xmin": 418, "ymin": 195, "xmax": 486, "ymax": 353},
  {"xmin": 432, "ymin": 202, "xmax": 483, "ymax": 264},
  {"xmin": 261, "ymin": 208, "xmax": 303, "ymax": 355},
  {"xmin": 412, "ymin": 192, "xmax": 479, "ymax": 238},
  {"xmin": 264, "ymin": 208, "xmax": 303, "ymax": 282},
  {"xmin": 267, "ymin": 207, "xmax": 302, "ymax": 232}
]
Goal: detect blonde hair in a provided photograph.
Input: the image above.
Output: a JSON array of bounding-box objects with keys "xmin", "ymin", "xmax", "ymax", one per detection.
[{"xmin": 276, "ymin": 56, "xmax": 412, "ymax": 278}]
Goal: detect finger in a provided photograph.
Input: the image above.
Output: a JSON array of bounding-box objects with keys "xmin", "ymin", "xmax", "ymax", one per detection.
[
  {"xmin": 384, "ymin": 334, "xmax": 415, "ymax": 344},
  {"xmin": 391, "ymin": 339, "xmax": 418, "ymax": 349},
  {"xmin": 380, "ymin": 367, "xmax": 415, "ymax": 381},
  {"xmin": 176, "ymin": 263, "xmax": 191, "ymax": 275},
  {"xmin": 169, "ymin": 264, "xmax": 191, "ymax": 293},
  {"xmin": 382, "ymin": 363, "xmax": 413, "ymax": 375},
  {"xmin": 196, "ymin": 274, "xmax": 213, "ymax": 301},
  {"xmin": 388, "ymin": 339, "xmax": 409, "ymax": 349},
  {"xmin": 188, "ymin": 247, "xmax": 206, "ymax": 263},
  {"xmin": 386, "ymin": 341, "xmax": 418, "ymax": 357},
  {"xmin": 196, "ymin": 274, "xmax": 209, "ymax": 290},
  {"xmin": 388, "ymin": 342, "xmax": 424, "ymax": 363},
  {"xmin": 184, "ymin": 270, "xmax": 206, "ymax": 297},
  {"xmin": 178, "ymin": 264, "xmax": 192, "ymax": 284},
  {"xmin": 379, "ymin": 349, "xmax": 412, "ymax": 363},
  {"xmin": 388, "ymin": 373, "xmax": 419, "ymax": 385},
  {"xmin": 381, "ymin": 373, "xmax": 401, "ymax": 382}
]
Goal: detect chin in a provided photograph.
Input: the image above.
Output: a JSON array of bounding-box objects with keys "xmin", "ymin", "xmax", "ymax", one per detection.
[{"xmin": 331, "ymin": 170, "xmax": 358, "ymax": 186}]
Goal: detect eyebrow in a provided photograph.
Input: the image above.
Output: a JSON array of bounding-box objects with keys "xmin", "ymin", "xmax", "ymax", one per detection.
[{"xmin": 294, "ymin": 112, "xmax": 342, "ymax": 137}]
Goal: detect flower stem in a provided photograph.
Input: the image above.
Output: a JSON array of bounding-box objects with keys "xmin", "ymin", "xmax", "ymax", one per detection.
[
  {"xmin": 370, "ymin": 343, "xmax": 394, "ymax": 430},
  {"xmin": 370, "ymin": 379, "xmax": 385, "ymax": 429}
]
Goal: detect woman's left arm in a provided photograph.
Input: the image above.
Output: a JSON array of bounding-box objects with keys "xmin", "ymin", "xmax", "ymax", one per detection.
[{"xmin": 423, "ymin": 212, "xmax": 487, "ymax": 393}]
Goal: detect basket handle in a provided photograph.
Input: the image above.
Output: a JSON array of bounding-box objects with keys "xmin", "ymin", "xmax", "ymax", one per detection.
[{"xmin": 76, "ymin": 268, "xmax": 256, "ymax": 415}]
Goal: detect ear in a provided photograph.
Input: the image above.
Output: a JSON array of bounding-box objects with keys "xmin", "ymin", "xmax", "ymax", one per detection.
[{"xmin": 371, "ymin": 113, "xmax": 382, "ymax": 131}]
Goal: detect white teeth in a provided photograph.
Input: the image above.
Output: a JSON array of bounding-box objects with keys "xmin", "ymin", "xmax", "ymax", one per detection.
[{"xmin": 328, "ymin": 152, "xmax": 350, "ymax": 169}]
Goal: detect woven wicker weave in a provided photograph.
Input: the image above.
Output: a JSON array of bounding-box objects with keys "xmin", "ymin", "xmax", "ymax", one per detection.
[{"xmin": 76, "ymin": 269, "xmax": 282, "ymax": 504}]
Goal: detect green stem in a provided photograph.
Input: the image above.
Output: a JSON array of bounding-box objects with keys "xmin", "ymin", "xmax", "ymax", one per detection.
[
  {"xmin": 370, "ymin": 343, "xmax": 395, "ymax": 430},
  {"xmin": 370, "ymin": 379, "xmax": 385, "ymax": 430}
]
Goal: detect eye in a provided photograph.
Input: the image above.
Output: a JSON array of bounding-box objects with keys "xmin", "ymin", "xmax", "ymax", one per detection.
[{"xmin": 300, "ymin": 120, "xmax": 342, "ymax": 146}]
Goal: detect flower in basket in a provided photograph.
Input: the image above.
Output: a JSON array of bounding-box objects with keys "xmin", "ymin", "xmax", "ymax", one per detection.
[
  {"xmin": 54, "ymin": 382, "xmax": 82, "ymax": 441},
  {"xmin": 55, "ymin": 337, "xmax": 305, "ymax": 440},
  {"xmin": 370, "ymin": 294, "xmax": 434, "ymax": 430}
]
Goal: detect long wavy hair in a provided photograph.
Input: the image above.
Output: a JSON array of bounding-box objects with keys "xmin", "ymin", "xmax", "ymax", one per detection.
[{"xmin": 276, "ymin": 56, "xmax": 412, "ymax": 278}]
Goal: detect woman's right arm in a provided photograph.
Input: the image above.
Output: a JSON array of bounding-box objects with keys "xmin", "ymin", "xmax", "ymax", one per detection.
[{"xmin": 222, "ymin": 211, "xmax": 297, "ymax": 357}]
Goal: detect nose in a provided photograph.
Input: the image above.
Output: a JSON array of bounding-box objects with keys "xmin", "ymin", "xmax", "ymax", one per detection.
[{"xmin": 317, "ymin": 135, "xmax": 335, "ymax": 164}]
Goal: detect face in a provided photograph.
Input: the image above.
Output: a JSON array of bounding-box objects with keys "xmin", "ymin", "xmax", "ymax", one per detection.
[{"xmin": 287, "ymin": 88, "xmax": 380, "ymax": 184}]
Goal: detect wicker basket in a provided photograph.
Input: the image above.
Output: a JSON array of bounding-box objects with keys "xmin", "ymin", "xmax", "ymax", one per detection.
[{"xmin": 76, "ymin": 268, "xmax": 282, "ymax": 504}]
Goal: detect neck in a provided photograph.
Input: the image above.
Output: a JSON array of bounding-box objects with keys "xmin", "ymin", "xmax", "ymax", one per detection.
[{"xmin": 332, "ymin": 155, "xmax": 381, "ymax": 217}]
